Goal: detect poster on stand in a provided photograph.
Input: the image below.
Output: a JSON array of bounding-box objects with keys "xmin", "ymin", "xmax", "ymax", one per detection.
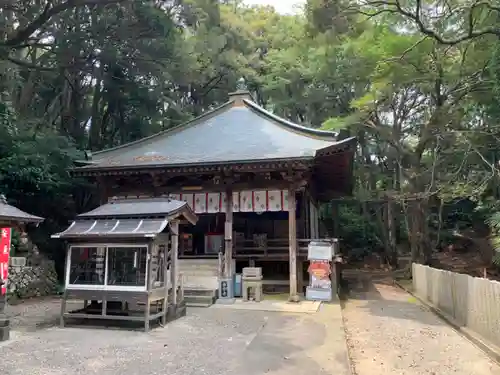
[
  {"xmin": 308, "ymin": 260, "xmax": 332, "ymax": 289},
  {"xmin": 0, "ymin": 228, "xmax": 12, "ymax": 295}
]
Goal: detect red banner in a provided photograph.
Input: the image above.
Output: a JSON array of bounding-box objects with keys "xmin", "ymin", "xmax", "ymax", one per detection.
[{"xmin": 0, "ymin": 228, "xmax": 12, "ymax": 295}]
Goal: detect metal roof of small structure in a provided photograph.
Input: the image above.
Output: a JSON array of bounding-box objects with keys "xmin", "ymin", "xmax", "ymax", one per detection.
[
  {"xmin": 51, "ymin": 197, "xmax": 197, "ymax": 239},
  {"xmin": 0, "ymin": 195, "xmax": 44, "ymax": 224},
  {"xmin": 74, "ymin": 89, "xmax": 354, "ymax": 172},
  {"xmin": 51, "ymin": 218, "xmax": 170, "ymax": 239},
  {"xmin": 77, "ymin": 197, "xmax": 191, "ymax": 219}
]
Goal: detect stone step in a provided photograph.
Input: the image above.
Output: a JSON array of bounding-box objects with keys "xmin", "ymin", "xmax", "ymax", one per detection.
[
  {"xmin": 179, "ymin": 259, "xmax": 219, "ymax": 266},
  {"xmin": 179, "ymin": 264, "xmax": 218, "ymax": 268},
  {"xmin": 183, "ymin": 275, "xmax": 219, "ymax": 290},
  {"xmin": 184, "ymin": 293, "xmax": 216, "ymax": 307},
  {"xmin": 183, "ymin": 274, "xmax": 218, "ymax": 281},
  {"xmin": 186, "ymin": 301, "xmax": 214, "ymax": 308},
  {"xmin": 184, "ymin": 288, "xmax": 217, "ymax": 297},
  {"xmin": 180, "ymin": 269, "xmax": 218, "ymax": 274},
  {"xmin": 179, "ymin": 267, "xmax": 219, "ymax": 273}
]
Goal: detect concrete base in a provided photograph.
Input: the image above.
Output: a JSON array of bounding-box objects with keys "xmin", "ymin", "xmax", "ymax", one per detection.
[
  {"xmin": 166, "ymin": 303, "xmax": 187, "ymax": 323},
  {"xmin": 215, "ymin": 298, "xmax": 235, "ymax": 305},
  {"xmin": 0, "ymin": 319, "xmax": 10, "ymax": 342},
  {"xmin": 211, "ymin": 299, "xmax": 321, "ymax": 313}
]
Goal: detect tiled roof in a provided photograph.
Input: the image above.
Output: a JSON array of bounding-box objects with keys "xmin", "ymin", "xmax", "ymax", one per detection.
[
  {"xmin": 77, "ymin": 198, "xmax": 188, "ymax": 219},
  {"xmin": 0, "ymin": 195, "xmax": 44, "ymax": 223},
  {"xmin": 75, "ymin": 98, "xmax": 350, "ymax": 171},
  {"xmin": 51, "ymin": 218, "xmax": 169, "ymax": 239},
  {"xmin": 51, "ymin": 197, "xmax": 197, "ymax": 239}
]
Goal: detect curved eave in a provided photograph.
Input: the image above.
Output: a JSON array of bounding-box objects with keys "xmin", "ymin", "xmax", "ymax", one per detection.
[
  {"xmin": 51, "ymin": 218, "xmax": 169, "ymax": 239},
  {"xmin": 74, "ymin": 160, "xmax": 98, "ymax": 167},
  {"xmin": 52, "ymin": 232, "xmax": 161, "ymax": 239},
  {"xmin": 77, "ymin": 199, "xmax": 198, "ymax": 225},
  {"xmin": 77, "ymin": 205, "xmax": 198, "ymax": 226},
  {"xmin": 0, "ymin": 215, "xmax": 44, "ymax": 224},
  {"xmin": 243, "ymin": 99, "xmax": 339, "ymax": 139},
  {"xmin": 315, "ymin": 136, "xmax": 357, "ymax": 157},
  {"xmin": 70, "ymin": 156, "xmax": 315, "ymax": 174}
]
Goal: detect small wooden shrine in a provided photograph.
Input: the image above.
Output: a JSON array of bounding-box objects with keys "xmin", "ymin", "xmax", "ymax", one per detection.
[
  {"xmin": 0, "ymin": 194, "xmax": 44, "ymax": 341},
  {"xmin": 69, "ymin": 79, "xmax": 356, "ymax": 302},
  {"xmin": 52, "ymin": 197, "xmax": 197, "ymax": 331},
  {"xmin": 0, "ymin": 194, "xmax": 44, "ymax": 227}
]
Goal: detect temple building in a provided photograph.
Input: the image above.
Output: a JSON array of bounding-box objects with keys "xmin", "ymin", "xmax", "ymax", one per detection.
[{"xmin": 71, "ymin": 80, "xmax": 356, "ymax": 303}]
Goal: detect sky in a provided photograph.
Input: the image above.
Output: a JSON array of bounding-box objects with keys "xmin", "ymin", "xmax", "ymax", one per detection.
[{"xmin": 243, "ymin": 0, "xmax": 306, "ymax": 14}]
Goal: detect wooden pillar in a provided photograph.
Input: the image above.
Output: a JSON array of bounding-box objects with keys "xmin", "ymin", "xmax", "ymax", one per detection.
[
  {"xmin": 288, "ymin": 187, "xmax": 299, "ymax": 302},
  {"xmin": 224, "ymin": 189, "xmax": 233, "ymax": 279},
  {"xmin": 144, "ymin": 242, "xmax": 153, "ymax": 332},
  {"xmin": 171, "ymin": 221, "xmax": 179, "ymax": 305},
  {"xmin": 96, "ymin": 176, "xmax": 109, "ymax": 204},
  {"xmin": 304, "ymin": 192, "xmax": 310, "ymax": 239},
  {"xmin": 59, "ymin": 246, "xmax": 70, "ymax": 328},
  {"xmin": 161, "ymin": 241, "xmax": 168, "ymax": 325},
  {"xmin": 297, "ymin": 259, "xmax": 304, "ymax": 296}
]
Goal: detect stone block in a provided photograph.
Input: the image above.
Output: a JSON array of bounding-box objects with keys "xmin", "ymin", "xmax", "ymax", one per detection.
[{"xmin": 0, "ymin": 319, "xmax": 10, "ymax": 342}]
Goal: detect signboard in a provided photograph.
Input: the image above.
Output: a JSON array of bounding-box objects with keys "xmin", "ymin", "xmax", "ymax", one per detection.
[
  {"xmin": 306, "ymin": 241, "xmax": 334, "ymax": 301},
  {"xmin": 220, "ymin": 280, "xmax": 229, "ymax": 298},
  {"xmin": 0, "ymin": 228, "xmax": 12, "ymax": 295},
  {"xmin": 307, "ymin": 241, "xmax": 334, "ymax": 261},
  {"xmin": 219, "ymin": 278, "xmax": 233, "ymax": 299}
]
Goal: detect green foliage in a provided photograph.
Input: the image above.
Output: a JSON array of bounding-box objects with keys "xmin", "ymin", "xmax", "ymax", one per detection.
[
  {"xmin": 486, "ymin": 212, "xmax": 500, "ymax": 267},
  {"xmin": 337, "ymin": 204, "xmax": 382, "ymax": 251}
]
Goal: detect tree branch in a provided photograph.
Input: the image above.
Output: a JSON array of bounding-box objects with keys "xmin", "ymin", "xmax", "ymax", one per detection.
[
  {"xmin": 355, "ymin": 0, "xmax": 500, "ymax": 45},
  {"xmin": 2, "ymin": 0, "xmax": 129, "ymax": 48}
]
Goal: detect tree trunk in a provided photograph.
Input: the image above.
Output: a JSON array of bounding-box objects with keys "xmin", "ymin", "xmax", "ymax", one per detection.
[
  {"xmin": 407, "ymin": 198, "xmax": 432, "ymax": 266},
  {"xmin": 88, "ymin": 65, "xmax": 104, "ymax": 150},
  {"xmin": 386, "ymin": 199, "xmax": 398, "ymax": 267}
]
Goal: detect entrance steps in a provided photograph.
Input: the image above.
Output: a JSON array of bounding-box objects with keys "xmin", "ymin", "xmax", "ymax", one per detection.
[
  {"xmin": 179, "ymin": 259, "xmax": 219, "ymax": 307},
  {"xmin": 184, "ymin": 288, "xmax": 218, "ymax": 307}
]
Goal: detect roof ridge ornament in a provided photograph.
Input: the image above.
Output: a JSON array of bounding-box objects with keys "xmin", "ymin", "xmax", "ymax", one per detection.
[
  {"xmin": 0, "ymin": 194, "xmax": 7, "ymax": 205},
  {"xmin": 236, "ymin": 77, "xmax": 248, "ymax": 91},
  {"xmin": 229, "ymin": 77, "xmax": 253, "ymax": 106}
]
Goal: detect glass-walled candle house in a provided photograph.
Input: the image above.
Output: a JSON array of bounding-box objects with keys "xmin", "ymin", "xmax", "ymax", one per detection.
[{"xmin": 52, "ymin": 197, "xmax": 197, "ymax": 331}]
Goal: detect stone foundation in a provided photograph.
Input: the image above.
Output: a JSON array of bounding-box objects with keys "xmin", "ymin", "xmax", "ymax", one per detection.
[{"xmin": 8, "ymin": 260, "xmax": 58, "ymax": 299}]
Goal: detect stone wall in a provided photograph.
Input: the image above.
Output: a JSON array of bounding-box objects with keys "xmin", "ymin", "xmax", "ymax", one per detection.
[{"xmin": 8, "ymin": 260, "xmax": 59, "ymax": 298}]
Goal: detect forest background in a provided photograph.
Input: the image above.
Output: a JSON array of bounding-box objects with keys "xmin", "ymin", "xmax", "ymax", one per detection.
[{"xmin": 2, "ymin": 0, "xmax": 500, "ymax": 279}]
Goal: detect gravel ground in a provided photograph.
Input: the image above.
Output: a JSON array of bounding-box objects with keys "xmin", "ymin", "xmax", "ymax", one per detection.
[
  {"xmin": 342, "ymin": 278, "xmax": 500, "ymax": 375},
  {"xmin": 2, "ymin": 300, "xmax": 351, "ymax": 375},
  {"xmin": 6, "ymin": 297, "xmax": 82, "ymax": 331}
]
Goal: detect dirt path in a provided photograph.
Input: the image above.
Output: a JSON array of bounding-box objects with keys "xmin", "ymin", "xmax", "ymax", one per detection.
[{"xmin": 342, "ymin": 277, "xmax": 500, "ymax": 375}]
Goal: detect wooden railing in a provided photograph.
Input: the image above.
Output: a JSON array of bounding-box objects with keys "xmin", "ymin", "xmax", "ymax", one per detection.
[
  {"xmin": 179, "ymin": 238, "xmax": 333, "ymax": 258},
  {"xmin": 233, "ymin": 238, "xmax": 311, "ymax": 257}
]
